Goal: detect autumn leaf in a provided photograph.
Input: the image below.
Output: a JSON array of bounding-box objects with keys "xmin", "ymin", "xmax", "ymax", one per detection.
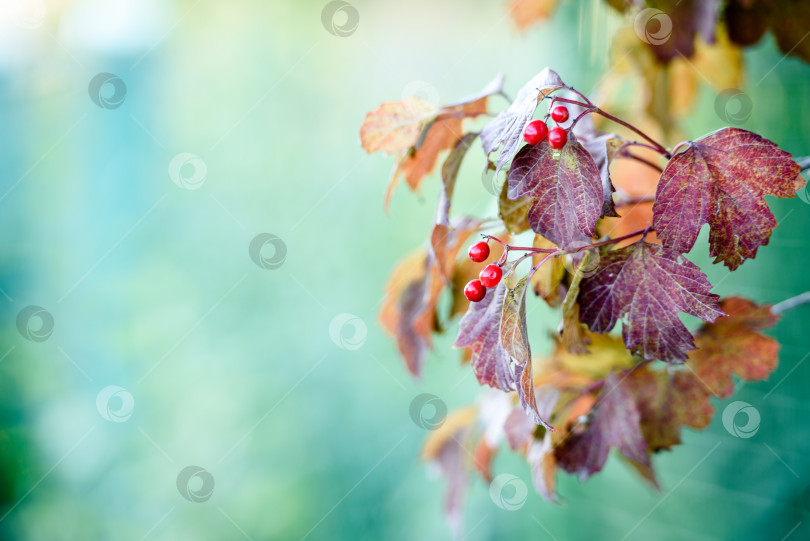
[
  {"xmin": 653, "ymin": 127, "xmax": 804, "ymax": 269},
  {"xmin": 380, "ymin": 218, "xmax": 479, "ymax": 376},
  {"xmin": 510, "ymin": 0, "xmax": 560, "ymax": 29},
  {"xmin": 626, "ymin": 0, "xmax": 719, "ymax": 63},
  {"xmin": 504, "ymin": 406, "xmax": 535, "ymax": 451},
  {"xmin": 422, "ymin": 406, "xmax": 477, "ymax": 538},
  {"xmin": 724, "ymin": 0, "xmax": 810, "ymax": 64},
  {"xmin": 436, "ymin": 133, "xmax": 479, "ymax": 228},
  {"xmin": 558, "ymin": 250, "xmax": 593, "ymax": 353},
  {"xmin": 687, "ymin": 296, "xmax": 780, "ymax": 397},
  {"xmin": 455, "ymin": 281, "xmax": 517, "ymax": 390},
  {"xmin": 625, "ymin": 365, "xmax": 714, "ymax": 451},
  {"xmin": 531, "ymin": 235, "xmax": 565, "ymax": 306},
  {"xmin": 498, "ymin": 180, "xmax": 533, "ymax": 234},
  {"xmin": 553, "ymin": 332, "xmax": 635, "ymax": 380},
  {"xmin": 507, "ymin": 133, "xmax": 603, "ymax": 249},
  {"xmin": 528, "ymin": 433, "xmax": 558, "ymax": 502},
  {"xmin": 555, "ymin": 372, "xmax": 651, "ymax": 482},
  {"xmin": 578, "ymin": 241, "xmax": 725, "ymax": 362},
  {"xmin": 500, "ymin": 275, "xmax": 553, "ymax": 429},
  {"xmin": 360, "ymin": 97, "xmax": 436, "ymax": 155},
  {"xmin": 481, "ymin": 68, "xmax": 565, "ymax": 176}
]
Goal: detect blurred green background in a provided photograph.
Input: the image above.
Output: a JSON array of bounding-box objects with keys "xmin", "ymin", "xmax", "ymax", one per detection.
[{"xmin": 0, "ymin": 0, "xmax": 808, "ymax": 539}]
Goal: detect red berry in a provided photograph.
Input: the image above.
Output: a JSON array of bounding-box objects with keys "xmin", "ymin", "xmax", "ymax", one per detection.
[
  {"xmin": 479, "ymin": 264, "xmax": 502, "ymax": 288},
  {"xmin": 551, "ymin": 105, "xmax": 569, "ymax": 123},
  {"xmin": 548, "ymin": 127, "xmax": 567, "ymax": 149},
  {"xmin": 464, "ymin": 279, "xmax": 486, "ymax": 302},
  {"xmin": 468, "ymin": 241, "xmax": 490, "ymax": 263},
  {"xmin": 523, "ymin": 120, "xmax": 548, "ymax": 145}
]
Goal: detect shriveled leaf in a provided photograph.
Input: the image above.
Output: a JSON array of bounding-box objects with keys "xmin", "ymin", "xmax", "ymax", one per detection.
[
  {"xmin": 528, "ymin": 433, "xmax": 558, "ymax": 502},
  {"xmin": 555, "ymin": 372, "xmax": 650, "ymax": 482},
  {"xmin": 558, "ymin": 249, "xmax": 594, "ymax": 353},
  {"xmin": 632, "ymin": 0, "xmax": 719, "ymax": 63},
  {"xmin": 360, "ymin": 97, "xmax": 436, "ymax": 154},
  {"xmin": 687, "ymin": 296, "xmax": 780, "ymax": 397},
  {"xmin": 653, "ymin": 127, "xmax": 804, "ymax": 269},
  {"xmin": 395, "ymin": 100, "xmax": 487, "ymax": 193},
  {"xmin": 422, "ymin": 406, "xmax": 477, "ymax": 538},
  {"xmin": 507, "ymin": 134, "xmax": 603, "ymax": 248},
  {"xmin": 501, "ymin": 275, "xmax": 553, "ymax": 429},
  {"xmin": 724, "ymin": 0, "xmax": 810, "ymax": 64},
  {"xmin": 436, "ymin": 133, "xmax": 479, "ymax": 227},
  {"xmin": 578, "ymin": 241, "xmax": 725, "ymax": 362},
  {"xmin": 481, "ymin": 68, "xmax": 566, "ymax": 176},
  {"xmin": 510, "ymin": 0, "xmax": 560, "ymax": 29},
  {"xmin": 504, "ymin": 406, "xmax": 535, "ymax": 451},
  {"xmin": 455, "ymin": 281, "xmax": 517, "ymax": 390},
  {"xmin": 554, "ymin": 332, "xmax": 635, "ymax": 380},
  {"xmin": 381, "ymin": 218, "xmax": 480, "ymax": 376},
  {"xmin": 498, "ymin": 180, "xmax": 533, "ymax": 234},
  {"xmin": 531, "ymin": 235, "xmax": 565, "ymax": 306},
  {"xmin": 625, "ymin": 365, "xmax": 714, "ymax": 451}
]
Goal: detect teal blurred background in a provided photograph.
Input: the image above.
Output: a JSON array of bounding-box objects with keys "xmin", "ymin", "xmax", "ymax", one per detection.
[{"xmin": 0, "ymin": 0, "xmax": 808, "ymax": 539}]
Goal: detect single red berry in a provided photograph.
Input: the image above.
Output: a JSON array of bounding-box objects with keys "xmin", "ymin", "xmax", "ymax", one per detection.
[
  {"xmin": 479, "ymin": 264, "xmax": 502, "ymax": 288},
  {"xmin": 523, "ymin": 120, "xmax": 548, "ymax": 145},
  {"xmin": 548, "ymin": 127, "xmax": 567, "ymax": 149},
  {"xmin": 468, "ymin": 241, "xmax": 490, "ymax": 263},
  {"xmin": 551, "ymin": 105, "xmax": 569, "ymax": 123},
  {"xmin": 464, "ymin": 279, "xmax": 486, "ymax": 302}
]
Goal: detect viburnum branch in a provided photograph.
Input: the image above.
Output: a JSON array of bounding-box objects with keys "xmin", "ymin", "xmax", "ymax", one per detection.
[{"xmin": 771, "ymin": 291, "xmax": 810, "ymax": 314}]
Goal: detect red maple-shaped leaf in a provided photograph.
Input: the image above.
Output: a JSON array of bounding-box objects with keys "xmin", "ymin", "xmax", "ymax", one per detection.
[
  {"xmin": 481, "ymin": 68, "xmax": 565, "ymax": 176},
  {"xmin": 455, "ymin": 281, "xmax": 517, "ymax": 391},
  {"xmin": 555, "ymin": 372, "xmax": 650, "ymax": 482},
  {"xmin": 578, "ymin": 241, "xmax": 725, "ymax": 362},
  {"xmin": 624, "ymin": 365, "xmax": 714, "ymax": 452},
  {"xmin": 652, "ymin": 127, "xmax": 804, "ymax": 269},
  {"xmin": 506, "ymin": 134, "xmax": 603, "ymax": 249},
  {"xmin": 687, "ymin": 296, "xmax": 781, "ymax": 397}
]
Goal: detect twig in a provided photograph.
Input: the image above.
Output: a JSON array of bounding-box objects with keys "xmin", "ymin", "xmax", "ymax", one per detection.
[{"xmin": 771, "ymin": 291, "xmax": 810, "ymax": 315}]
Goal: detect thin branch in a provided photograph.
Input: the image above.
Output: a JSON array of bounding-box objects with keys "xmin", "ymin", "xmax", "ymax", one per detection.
[{"xmin": 771, "ymin": 291, "xmax": 810, "ymax": 315}]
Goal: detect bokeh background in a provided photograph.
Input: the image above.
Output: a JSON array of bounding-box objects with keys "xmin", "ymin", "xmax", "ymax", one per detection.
[{"xmin": 0, "ymin": 0, "xmax": 809, "ymax": 539}]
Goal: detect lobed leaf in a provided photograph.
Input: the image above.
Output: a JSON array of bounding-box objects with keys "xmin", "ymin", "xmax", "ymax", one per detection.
[
  {"xmin": 507, "ymin": 134, "xmax": 603, "ymax": 249},
  {"xmin": 652, "ymin": 127, "xmax": 804, "ymax": 269},
  {"xmin": 578, "ymin": 241, "xmax": 725, "ymax": 362}
]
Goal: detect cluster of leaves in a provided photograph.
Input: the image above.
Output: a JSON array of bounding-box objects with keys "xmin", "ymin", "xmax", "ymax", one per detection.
[{"xmin": 360, "ymin": 60, "xmax": 804, "ymax": 525}]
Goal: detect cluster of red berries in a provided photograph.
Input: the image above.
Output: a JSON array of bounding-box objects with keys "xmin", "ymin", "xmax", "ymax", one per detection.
[
  {"xmin": 523, "ymin": 105, "xmax": 569, "ymax": 149},
  {"xmin": 464, "ymin": 241, "xmax": 503, "ymax": 302}
]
